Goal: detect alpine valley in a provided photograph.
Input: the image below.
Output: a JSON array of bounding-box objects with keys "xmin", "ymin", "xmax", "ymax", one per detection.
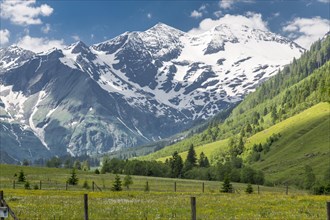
[{"xmin": 0, "ymin": 23, "xmax": 304, "ymax": 163}]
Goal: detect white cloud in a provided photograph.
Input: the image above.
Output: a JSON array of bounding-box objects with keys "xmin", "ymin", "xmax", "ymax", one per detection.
[
  {"xmin": 0, "ymin": 29, "xmax": 10, "ymax": 45},
  {"xmin": 147, "ymin": 13, "xmax": 152, "ymax": 19},
  {"xmin": 219, "ymin": 0, "xmax": 235, "ymax": 9},
  {"xmin": 41, "ymin": 23, "xmax": 51, "ymax": 34},
  {"xmin": 189, "ymin": 13, "xmax": 268, "ymax": 35},
  {"xmin": 91, "ymin": 34, "xmax": 94, "ymax": 39},
  {"xmin": 317, "ymin": 0, "xmax": 329, "ymax": 3},
  {"xmin": 214, "ymin": 11, "xmax": 223, "ymax": 18},
  {"xmin": 71, "ymin": 35, "xmax": 80, "ymax": 41},
  {"xmin": 273, "ymin": 12, "xmax": 280, "ymax": 18},
  {"xmin": 283, "ymin": 16, "xmax": 330, "ymax": 49},
  {"xmin": 17, "ymin": 35, "xmax": 65, "ymax": 53},
  {"xmin": 190, "ymin": 10, "xmax": 203, "ymax": 19},
  {"xmin": 0, "ymin": 0, "xmax": 53, "ymax": 26},
  {"xmin": 199, "ymin": 4, "xmax": 207, "ymax": 12},
  {"xmin": 219, "ymin": 0, "xmax": 255, "ymax": 9}
]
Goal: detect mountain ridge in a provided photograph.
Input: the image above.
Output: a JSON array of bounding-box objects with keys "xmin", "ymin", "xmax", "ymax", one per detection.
[{"xmin": 0, "ymin": 22, "xmax": 304, "ymax": 161}]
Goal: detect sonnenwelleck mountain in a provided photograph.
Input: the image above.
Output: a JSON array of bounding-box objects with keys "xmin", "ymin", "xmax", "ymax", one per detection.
[{"xmin": 0, "ymin": 23, "xmax": 304, "ymax": 162}]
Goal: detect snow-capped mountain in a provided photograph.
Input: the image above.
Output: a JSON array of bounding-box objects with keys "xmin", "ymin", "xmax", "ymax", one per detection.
[{"xmin": 0, "ymin": 23, "xmax": 304, "ymax": 162}]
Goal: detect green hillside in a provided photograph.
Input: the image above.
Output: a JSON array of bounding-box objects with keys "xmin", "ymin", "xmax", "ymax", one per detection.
[
  {"xmin": 139, "ymin": 36, "xmax": 330, "ymax": 186},
  {"xmin": 142, "ymin": 102, "xmax": 329, "ymax": 184}
]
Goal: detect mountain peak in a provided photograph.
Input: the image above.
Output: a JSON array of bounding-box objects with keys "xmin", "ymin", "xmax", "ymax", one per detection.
[
  {"xmin": 148, "ymin": 22, "xmax": 184, "ymax": 35},
  {"xmin": 65, "ymin": 41, "xmax": 89, "ymax": 54}
]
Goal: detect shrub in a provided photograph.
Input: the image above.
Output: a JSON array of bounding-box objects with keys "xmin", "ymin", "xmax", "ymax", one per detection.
[
  {"xmin": 24, "ymin": 181, "xmax": 31, "ymax": 190},
  {"xmin": 123, "ymin": 175, "xmax": 133, "ymax": 189},
  {"xmin": 83, "ymin": 180, "xmax": 90, "ymax": 189},
  {"xmin": 245, "ymin": 184, "xmax": 253, "ymax": 194}
]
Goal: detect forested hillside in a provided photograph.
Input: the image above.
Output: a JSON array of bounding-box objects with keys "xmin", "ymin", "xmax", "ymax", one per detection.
[
  {"xmin": 139, "ymin": 36, "xmax": 330, "ymax": 188},
  {"xmin": 142, "ymin": 35, "xmax": 330, "ymax": 161}
]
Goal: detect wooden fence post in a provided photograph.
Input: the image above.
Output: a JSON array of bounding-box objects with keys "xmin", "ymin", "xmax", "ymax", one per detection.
[
  {"xmin": 66, "ymin": 182, "xmax": 68, "ymax": 191},
  {"xmin": 13, "ymin": 180, "xmax": 15, "ymax": 189},
  {"xmin": 327, "ymin": 201, "xmax": 330, "ymax": 220},
  {"xmin": 92, "ymin": 181, "xmax": 94, "ymax": 192},
  {"xmin": 191, "ymin": 197, "xmax": 196, "ymax": 220},
  {"xmin": 0, "ymin": 191, "xmax": 4, "ymax": 220},
  {"xmin": 258, "ymin": 185, "xmax": 260, "ymax": 194},
  {"xmin": 286, "ymin": 184, "xmax": 288, "ymax": 195},
  {"xmin": 202, "ymin": 182, "xmax": 204, "ymax": 193},
  {"xmin": 40, "ymin": 180, "xmax": 42, "ymax": 190},
  {"xmin": 174, "ymin": 182, "xmax": 176, "ymax": 192},
  {"xmin": 84, "ymin": 194, "xmax": 88, "ymax": 220}
]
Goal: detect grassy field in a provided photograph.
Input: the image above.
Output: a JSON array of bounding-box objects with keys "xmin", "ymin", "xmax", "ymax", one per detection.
[
  {"xmin": 0, "ymin": 164, "xmax": 330, "ymax": 219},
  {"xmin": 140, "ymin": 102, "xmax": 330, "ymax": 183}
]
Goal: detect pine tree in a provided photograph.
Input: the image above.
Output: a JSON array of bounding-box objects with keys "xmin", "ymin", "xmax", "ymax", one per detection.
[
  {"xmin": 18, "ymin": 170, "xmax": 26, "ymax": 182},
  {"xmin": 220, "ymin": 176, "xmax": 233, "ymax": 193},
  {"xmin": 245, "ymin": 183, "xmax": 253, "ymax": 194},
  {"xmin": 199, "ymin": 152, "xmax": 210, "ymax": 168},
  {"xmin": 170, "ymin": 151, "xmax": 183, "ymax": 178},
  {"xmin": 245, "ymin": 124, "xmax": 252, "ymax": 134},
  {"xmin": 111, "ymin": 174, "xmax": 122, "ymax": 191},
  {"xmin": 123, "ymin": 174, "xmax": 133, "ymax": 189},
  {"xmin": 67, "ymin": 169, "xmax": 79, "ymax": 185},
  {"xmin": 184, "ymin": 144, "xmax": 197, "ymax": 172}
]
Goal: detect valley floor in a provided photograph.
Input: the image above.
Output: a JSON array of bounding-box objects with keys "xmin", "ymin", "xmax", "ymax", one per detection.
[{"xmin": 0, "ymin": 164, "xmax": 329, "ymax": 219}]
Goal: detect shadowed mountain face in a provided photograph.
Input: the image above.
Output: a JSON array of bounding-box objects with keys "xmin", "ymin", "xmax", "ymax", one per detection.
[{"xmin": 0, "ymin": 23, "xmax": 303, "ymax": 162}]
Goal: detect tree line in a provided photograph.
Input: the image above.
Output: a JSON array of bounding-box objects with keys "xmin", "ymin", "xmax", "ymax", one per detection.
[{"xmin": 101, "ymin": 144, "xmax": 265, "ymax": 185}]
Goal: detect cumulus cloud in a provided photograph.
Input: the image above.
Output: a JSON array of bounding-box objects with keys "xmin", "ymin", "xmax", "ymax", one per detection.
[
  {"xmin": 283, "ymin": 16, "xmax": 330, "ymax": 49},
  {"xmin": 214, "ymin": 11, "xmax": 223, "ymax": 18},
  {"xmin": 17, "ymin": 35, "xmax": 65, "ymax": 53},
  {"xmin": 219, "ymin": 0, "xmax": 254, "ymax": 9},
  {"xmin": 41, "ymin": 23, "xmax": 51, "ymax": 34},
  {"xmin": 147, "ymin": 13, "xmax": 152, "ymax": 19},
  {"xmin": 189, "ymin": 13, "xmax": 268, "ymax": 35},
  {"xmin": 0, "ymin": 29, "xmax": 10, "ymax": 45},
  {"xmin": 190, "ymin": 10, "xmax": 203, "ymax": 19},
  {"xmin": 0, "ymin": 0, "xmax": 53, "ymax": 26}
]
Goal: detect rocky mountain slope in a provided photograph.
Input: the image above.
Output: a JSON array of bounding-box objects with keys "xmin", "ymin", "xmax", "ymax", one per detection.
[{"xmin": 0, "ymin": 23, "xmax": 304, "ymax": 162}]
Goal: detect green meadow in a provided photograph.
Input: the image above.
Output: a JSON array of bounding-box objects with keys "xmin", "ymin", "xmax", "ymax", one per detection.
[{"xmin": 0, "ymin": 164, "xmax": 329, "ymax": 219}]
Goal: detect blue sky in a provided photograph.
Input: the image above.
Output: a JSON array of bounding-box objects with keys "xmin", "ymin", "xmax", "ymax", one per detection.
[{"xmin": 0, "ymin": 0, "xmax": 329, "ymax": 52}]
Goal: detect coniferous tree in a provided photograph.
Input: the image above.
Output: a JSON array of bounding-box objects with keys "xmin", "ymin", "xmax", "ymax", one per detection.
[
  {"xmin": 170, "ymin": 151, "xmax": 183, "ymax": 178},
  {"xmin": 111, "ymin": 174, "xmax": 122, "ymax": 191},
  {"xmin": 18, "ymin": 170, "xmax": 26, "ymax": 182},
  {"xmin": 245, "ymin": 183, "xmax": 253, "ymax": 194},
  {"xmin": 220, "ymin": 176, "xmax": 233, "ymax": 193},
  {"xmin": 67, "ymin": 169, "xmax": 79, "ymax": 185},
  {"xmin": 184, "ymin": 145, "xmax": 197, "ymax": 172},
  {"xmin": 186, "ymin": 144, "xmax": 197, "ymax": 165},
  {"xmin": 271, "ymin": 107, "xmax": 278, "ymax": 123},
  {"xmin": 199, "ymin": 152, "xmax": 210, "ymax": 168}
]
